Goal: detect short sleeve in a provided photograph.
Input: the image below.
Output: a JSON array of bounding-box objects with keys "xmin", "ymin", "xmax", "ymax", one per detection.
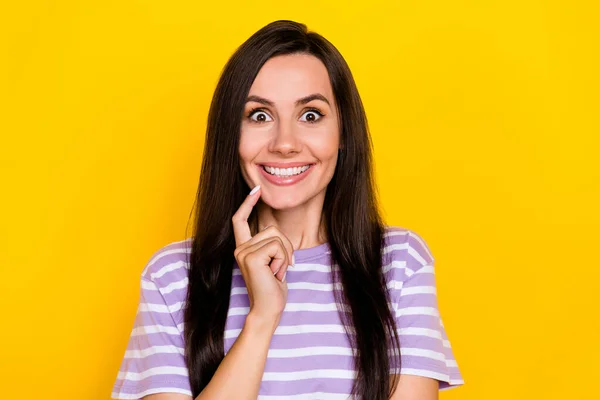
[
  {"xmin": 111, "ymin": 276, "xmax": 192, "ymax": 399},
  {"xmin": 386, "ymin": 228, "xmax": 464, "ymax": 390}
]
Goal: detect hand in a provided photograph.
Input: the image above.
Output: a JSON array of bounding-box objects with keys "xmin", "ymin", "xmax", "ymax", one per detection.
[{"xmin": 232, "ymin": 185, "xmax": 295, "ymax": 327}]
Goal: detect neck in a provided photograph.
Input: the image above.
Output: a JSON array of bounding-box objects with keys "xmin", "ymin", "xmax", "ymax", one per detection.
[{"xmin": 252, "ymin": 193, "xmax": 327, "ymax": 250}]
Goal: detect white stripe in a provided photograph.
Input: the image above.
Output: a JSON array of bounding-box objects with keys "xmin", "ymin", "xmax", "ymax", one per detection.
[
  {"xmin": 382, "ymin": 260, "xmax": 407, "ymax": 274},
  {"xmin": 234, "ymin": 260, "xmax": 408, "ymax": 278},
  {"xmin": 395, "ymin": 306, "xmax": 439, "ymax": 317},
  {"xmin": 138, "ymin": 301, "xmax": 184, "ymax": 313},
  {"xmin": 284, "ymin": 303, "xmax": 349, "ymax": 312},
  {"xmin": 150, "ymin": 260, "xmax": 188, "ymax": 280},
  {"xmin": 141, "ymin": 279, "xmax": 158, "ymax": 290},
  {"xmin": 258, "ymin": 393, "xmax": 356, "ymax": 400},
  {"xmin": 117, "ymin": 366, "xmax": 188, "ymax": 381},
  {"xmin": 398, "ymin": 327, "xmax": 443, "ymax": 340},
  {"xmin": 124, "ymin": 345, "xmax": 184, "ymax": 359},
  {"xmin": 231, "ymin": 287, "xmax": 248, "ymax": 295},
  {"xmin": 161, "ymin": 277, "xmax": 189, "ymax": 295},
  {"xmin": 262, "ymin": 369, "xmax": 356, "ymax": 381},
  {"xmin": 268, "ymin": 346, "xmax": 354, "ymax": 358},
  {"xmin": 231, "ymin": 282, "xmax": 343, "ymax": 295},
  {"xmin": 228, "ymin": 302, "xmax": 350, "ymax": 317},
  {"xmin": 225, "ymin": 324, "xmax": 352, "ymax": 339},
  {"xmin": 275, "ymin": 324, "xmax": 353, "ymax": 335},
  {"xmin": 112, "ymin": 387, "xmax": 193, "ymax": 399},
  {"xmin": 406, "ymin": 230, "xmax": 435, "ymax": 263},
  {"xmin": 291, "ymin": 262, "xmax": 335, "ymax": 272},
  {"xmin": 382, "ymin": 242, "xmax": 430, "ymax": 268},
  {"xmin": 414, "ymin": 265, "xmax": 435, "ymax": 274},
  {"xmin": 386, "ymin": 280, "xmax": 404, "ymax": 290},
  {"xmin": 287, "ymin": 282, "xmax": 342, "ymax": 291},
  {"xmin": 384, "ymin": 229, "xmax": 409, "ymax": 238},
  {"xmin": 382, "ymin": 243, "xmax": 409, "ymax": 255},
  {"xmin": 131, "ymin": 324, "xmax": 180, "ymax": 336},
  {"xmin": 142, "ymin": 241, "xmax": 192, "ymax": 275},
  {"xmin": 399, "ymin": 347, "xmax": 446, "ymax": 362},
  {"xmin": 407, "ymin": 245, "xmax": 428, "ymax": 267},
  {"xmin": 398, "ymin": 328, "xmax": 451, "ymax": 349},
  {"xmin": 400, "ymin": 286, "xmax": 436, "ymax": 295},
  {"xmin": 227, "ymin": 307, "xmax": 250, "ymax": 316}
]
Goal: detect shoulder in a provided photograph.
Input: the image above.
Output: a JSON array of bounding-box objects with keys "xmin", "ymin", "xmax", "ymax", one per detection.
[
  {"xmin": 139, "ymin": 237, "xmax": 193, "ymax": 296},
  {"xmin": 382, "ymin": 225, "xmax": 436, "ymax": 275}
]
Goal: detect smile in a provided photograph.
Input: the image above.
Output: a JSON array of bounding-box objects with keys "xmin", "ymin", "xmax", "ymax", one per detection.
[
  {"xmin": 258, "ymin": 163, "xmax": 315, "ymax": 186},
  {"xmin": 262, "ymin": 165, "xmax": 310, "ymax": 177}
]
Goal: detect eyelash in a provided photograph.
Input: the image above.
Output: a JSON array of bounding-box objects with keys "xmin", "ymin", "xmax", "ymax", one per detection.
[{"xmin": 246, "ymin": 107, "xmax": 325, "ymax": 124}]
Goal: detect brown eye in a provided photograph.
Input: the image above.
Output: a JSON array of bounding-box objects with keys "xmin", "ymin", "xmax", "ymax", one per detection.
[
  {"xmin": 299, "ymin": 109, "xmax": 324, "ymax": 123},
  {"xmin": 249, "ymin": 110, "xmax": 273, "ymax": 123}
]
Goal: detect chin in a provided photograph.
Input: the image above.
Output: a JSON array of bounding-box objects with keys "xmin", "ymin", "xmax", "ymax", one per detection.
[{"xmin": 260, "ymin": 192, "xmax": 308, "ymax": 210}]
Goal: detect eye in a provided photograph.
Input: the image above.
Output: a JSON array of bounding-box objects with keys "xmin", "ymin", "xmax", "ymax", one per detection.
[
  {"xmin": 299, "ymin": 108, "xmax": 324, "ymax": 123},
  {"xmin": 248, "ymin": 109, "xmax": 273, "ymax": 123}
]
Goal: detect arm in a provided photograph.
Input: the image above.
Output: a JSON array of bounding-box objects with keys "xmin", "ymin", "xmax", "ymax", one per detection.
[
  {"xmin": 389, "ymin": 375, "xmax": 439, "ymax": 400},
  {"xmin": 143, "ymin": 314, "xmax": 276, "ymax": 400}
]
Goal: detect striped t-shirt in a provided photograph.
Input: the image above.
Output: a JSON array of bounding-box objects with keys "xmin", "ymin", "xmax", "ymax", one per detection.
[{"xmin": 111, "ymin": 226, "xmax": 463, "ymax": 399}]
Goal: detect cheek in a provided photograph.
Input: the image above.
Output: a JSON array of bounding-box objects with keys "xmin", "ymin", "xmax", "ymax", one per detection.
[
  {"xmin": 308, "ymin": 128, "xmax": 339, "ymax": 162},
  {"xmin": 238, "ymin": 129, "xmax": 261, "ymax": 163}
]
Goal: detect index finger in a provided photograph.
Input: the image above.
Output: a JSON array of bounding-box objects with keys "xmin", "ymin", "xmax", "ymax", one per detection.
[{"xmin": 232, "ymin": 185, "xmax": 261, "ymax": 246}]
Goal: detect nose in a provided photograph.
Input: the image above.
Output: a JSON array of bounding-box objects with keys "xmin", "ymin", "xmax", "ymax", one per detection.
[{"xmin": 268, "ymin": 119, "xmax": 300, "ymax": 156}]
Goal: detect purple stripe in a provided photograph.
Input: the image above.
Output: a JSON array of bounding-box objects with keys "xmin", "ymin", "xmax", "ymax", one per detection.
[
  {"xmin": 126, "ymin": 332, "xmax": 185, "ymax": 350},
  {"xmin": 259, "ymin": 378, "xmax": 355, "ymax": 395},
  {"xmin": 140, "ymin": 289, "xmax": 171, "ymax": 305},
  {"xmin": 398, "ymin": 335, "xmax": 446, "ymax": 352},
  {"xmin": 119, "ymin": 353, "xmax": 187, "ymax": 373},
  {"xmin": 396, "ymin": 294, "xmax": 439, "ymax": 308},
  {"xmin": 396, "ymin": 314, "xmax": 441, "ymax": 328},
  {"xmin": 402, "ymin": 271, "xmax": 436, "ymax": 287},
  {"xmin": 230, "ymin": 290, "xmax": 346, "ymax": 307},
  {"xmin": 113, "ymin": 374, "xmax": 190, "ymax": 395},
  {"xmin": 394, "ymin": 355, "xmax": 448, "ymax": 371},
  {"xmin": 383, "ymin": 232, "xmax": 409, "ymax": 246},
  {"xmin": 264, "ymin": 354, "xmax": 355, "ymax": 372},
  {"xmin": 161, "ymin": 288, "xmax": 188, "ymax": 306},
  {"xmin": 135, "ymin": 309, "xmax": 182, "ymax": 328}
]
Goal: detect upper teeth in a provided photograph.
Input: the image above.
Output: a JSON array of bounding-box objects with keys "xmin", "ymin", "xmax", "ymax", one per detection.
[{"xmin": 264, "ymin": 165, "xmax": 310, "ymax": 176}]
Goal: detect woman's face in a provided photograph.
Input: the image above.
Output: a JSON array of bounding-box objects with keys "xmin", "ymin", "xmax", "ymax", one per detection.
[{"xmin": 239, "ymin": 53, "xmax": 340, "ymax": 211}]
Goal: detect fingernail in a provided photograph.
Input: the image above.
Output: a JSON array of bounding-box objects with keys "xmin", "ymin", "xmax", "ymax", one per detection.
[
  {"xmin": 282, "ymin": 270, "xmax": 288, "ymax": 282},
  {"xmin": 249, "ymin": 185, "xmax": 260, "ymax": 195},
  {"xmin": 292, "ymin": 254, "xmax": 295, "ymax": 266},
  {"xmin": 273, "ymin": 266, "xmax": 281, "ymax": 275}
]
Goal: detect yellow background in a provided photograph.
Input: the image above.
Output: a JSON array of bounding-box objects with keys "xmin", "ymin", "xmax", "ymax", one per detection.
[{"xmin": 2, "ymin": 1, "xmax": 599, "ymax": 399}]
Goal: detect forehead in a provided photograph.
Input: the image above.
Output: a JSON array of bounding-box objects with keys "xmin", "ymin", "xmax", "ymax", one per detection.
[{"xmin": 248, "ymin": 53, "xmax": 334, "ymax": 103}]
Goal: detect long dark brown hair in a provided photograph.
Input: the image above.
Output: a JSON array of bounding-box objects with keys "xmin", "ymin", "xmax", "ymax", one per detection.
[{"xmin": 184, "ymin": 20, "xmax": 401, "ymax": 399}]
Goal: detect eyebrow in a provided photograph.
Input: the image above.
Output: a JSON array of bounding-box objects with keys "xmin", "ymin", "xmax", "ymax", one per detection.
[{"xmin": 245, "ymin": 93, "xmax": 331, "ymax": 107}]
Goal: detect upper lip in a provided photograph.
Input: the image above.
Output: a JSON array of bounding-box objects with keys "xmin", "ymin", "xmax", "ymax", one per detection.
[{"xmin": 259, "ymin": 162, "xmax": 315, "ymax": 168}]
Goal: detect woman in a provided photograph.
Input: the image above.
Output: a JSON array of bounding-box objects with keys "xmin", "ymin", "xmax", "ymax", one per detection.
[{"xmin": 112, "ymin": 20, "xmax": 463, "ymax": 400}]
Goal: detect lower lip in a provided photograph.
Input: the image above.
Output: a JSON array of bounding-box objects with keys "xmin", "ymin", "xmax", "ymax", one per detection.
[{"xmin": 259, "ymin": 165, "xmax": 314, "ymax": 186}]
